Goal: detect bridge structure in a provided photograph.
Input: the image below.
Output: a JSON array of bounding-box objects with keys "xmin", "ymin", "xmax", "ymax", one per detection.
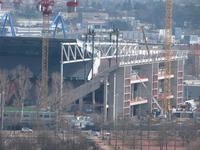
[
  {"xmin": 60, "ymin": 41, "xmax": 188, "ymax": 121},
  {"xmin": 0, "ymin": 11, "xmax": 67, "ymax": 38},
  {"xmin": 0, "ymin": 12, "xmax": 15, "ymax": 37}
]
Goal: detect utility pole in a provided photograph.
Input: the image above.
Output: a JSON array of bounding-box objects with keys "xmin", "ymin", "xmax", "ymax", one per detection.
[
  {"xmin": 84, "ymin": 34, "xmax": 88, "ymax": 82},
  {"xmin": 109, "ymin": 32, "xmax": 112, "ymax": 67},
  {"xmin": 0, "ymin": 93, "xmax": 1, "ymax": 130},
  {"xmin": 110, "ymin": 28, "xmax": 119, "ymax": 64},
  {"xmin": 0, "ymin": 92, "xmax": 4, "ymax": 130},
  {"xmin": 87, "ymin": 28, "xmax": 95, "ymax": 79}
]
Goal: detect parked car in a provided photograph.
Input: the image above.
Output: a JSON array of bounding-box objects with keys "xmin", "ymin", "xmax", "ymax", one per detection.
[{"xmin": 21, "ymin": 127, "xmax": 33, "ymax": 133}]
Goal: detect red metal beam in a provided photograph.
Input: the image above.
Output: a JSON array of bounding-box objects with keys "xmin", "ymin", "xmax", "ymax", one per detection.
[{"xmin": 66, "ymin": 1, "xmax": 79, "ymax": 7}]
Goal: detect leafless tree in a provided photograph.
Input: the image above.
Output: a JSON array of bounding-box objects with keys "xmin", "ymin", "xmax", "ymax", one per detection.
[
  {"xmin": 49, "ymin": 72, "xmax": 63, "ymax": 133},
  {"xmin": 179, "ymin": 121, "xmax": 197, "ymax": 149},
  {"xmin": 156, "ymin": 123, "xmax": 170, "ymax": 150},
  {"xmin": 8, "ymin": 137, "xmax": 37, "ymax": 150},
  {"xmin": 35, "ymin": 78, "xmax": 44, "ymax": 107},
  {"xmin": 0, "ymin": 69, "xmax": 9, "ymax": 95},
  {"xmin": 50, "ymin": 72, "xmax": 61, "ymax": 111},
  {"xmin": 189, "ymin": 138, "xmax": 200, "ymax": 150},
  {"xmin": 37, "ymin": 131, "xmax": 99, "ymax": 150},
  {"xmin": 147, "ymin": 116, "xmax": 151, "ymax": 150},
  {"xmin": 0, "ymin": 133, "xmax": 5, "ymax": 150},
  {"xmin": 0, "ymin": 69, "xmax": 10, "ymax": 130},
  {"xmin": 34, "ymin": 77, "xmax": 48, "ymax": 129},
  {"xmin": 11, "ymin": 65, "xmax": 32, "ymax": 120}
]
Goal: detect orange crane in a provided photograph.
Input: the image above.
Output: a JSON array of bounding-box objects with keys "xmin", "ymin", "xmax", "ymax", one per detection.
[
  {"xmin": 164, "ymin": 0, "xmax": 173, "ymax": 114},
  {"xmin": 37, "ymin": 0, "xmax": 55, "ymax": 97}
]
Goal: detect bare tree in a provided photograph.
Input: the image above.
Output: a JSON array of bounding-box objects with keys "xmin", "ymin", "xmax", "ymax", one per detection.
[
  {"xmin": 8, "ymin": 137, "xmax": 37, "ymax": 150},
  {"xmin": 179, "ymin": 121, "xmax": 197, "ymax": 149},
  {"xmin": 50, "ymin": 72, "xmax": 62, "ymax": 133},
  {"xmin": 189, "ymin": 138, "xmax": 200, "ymax": 150},
  {"xmin": 36, "ymin": 78, "xmax": 44, "ymax": 107},
  {"xmin": 0, "ymin": 133, "xmax": 5, "ymax": 150},
  {"xmin": 34, "ymin": 77, "xmax": 46, "ymax": 129},
  {"xmin": 156, "ymin": 123, "xmax": 170, "ymax": 150},
  {"xmin": 0, "ymin": 69, "xmax": 9, "ymax": 94},
  {"xmin": 50, "ymin": 72, "xmax": 61, "ymax": 111},
  {"xmin": 11, "ymin": 65, "xmax": 32, "ymax": 120},
  {"xmin": 0, "ymin": 69, "xmax": 9, "ymax": 130}
]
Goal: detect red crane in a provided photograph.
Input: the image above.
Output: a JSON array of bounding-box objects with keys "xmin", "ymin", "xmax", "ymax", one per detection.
[
  {"xmin": 38, "ymin": 0, "xmax": 54, "ymax": 15},
  {"xmin": 0, "ymin": 0, "xmax": 3, "ymax": 10},
  {"xmin": 37, "ymin": 0, "xmax": 55, "ymax": 98},
  {"xmin": 66, "ymin": 0, "xmax": 79, "ymax": 12}
]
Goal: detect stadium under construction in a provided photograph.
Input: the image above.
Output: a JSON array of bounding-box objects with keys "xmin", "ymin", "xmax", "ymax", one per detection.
[{"xmin": 0, "ymin": 35, "xmax": 188, "ymax": 122}]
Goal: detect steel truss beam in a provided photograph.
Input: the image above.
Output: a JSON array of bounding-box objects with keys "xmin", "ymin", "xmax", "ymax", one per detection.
[{"xmin": 61, "ymin": 41, "xmax": 188, "ymax": 66}]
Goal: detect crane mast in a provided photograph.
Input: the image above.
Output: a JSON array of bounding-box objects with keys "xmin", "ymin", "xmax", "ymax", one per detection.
[
  {"xmin": 38, "ymin": 0, "xmax": 54, "ymax": 97},
  {"xmin": 164, "ymin": 0, "xmax": 173, "ymax": 114}
]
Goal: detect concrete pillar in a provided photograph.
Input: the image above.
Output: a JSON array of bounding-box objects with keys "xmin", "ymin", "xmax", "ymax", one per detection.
[
  {"xmin": 113, "ymin": 73, "xmax": 116, "ymax": 122},
  {"xmin": 0, "ymin": 92, "xmax": 4, "ymax": 130},
  {"xmin": 79, "ymin": 98, "xmax": 83, "ymax": 112},
  {"xmin": 104, "ymin": 77, "xmax": 108, "ymax": 122},
  {"xmin": 92, "ymin": 91, "xmax": 95, "ymax": 105},
  {"xmin": 92, "ymin": 91, "xmax": 96, "ymax": 112}
]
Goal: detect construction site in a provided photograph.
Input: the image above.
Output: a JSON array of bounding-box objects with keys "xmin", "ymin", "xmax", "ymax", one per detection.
[{"xmin": 0, "ymin": 0, "xmax": 200, "ymax": 150}]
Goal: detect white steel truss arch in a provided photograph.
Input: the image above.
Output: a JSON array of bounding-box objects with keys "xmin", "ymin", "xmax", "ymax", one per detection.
[{"xmin": 61, "ymin": 41, "xmax": 188, "ymax": 66}]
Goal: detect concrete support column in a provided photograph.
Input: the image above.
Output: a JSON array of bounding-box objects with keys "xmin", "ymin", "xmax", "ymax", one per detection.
[
  {"xmin": 104, "ymin": 77, "xmax": 108, "ymax": 122},
  {"xmin": 113, "ymin": 73, "xmax": 116, "ymax": 122},
  {"xmin": 92, "ymin": 91, "xmax": 95, "ymax": 105},
  {"xmin": 0, "ymin": 92, "xmax": 4, "ymax": 130},
  {"xmin": 92, "ymin": 91, "xmax": 96, "ymax": 112},
  {"xmin": 79, "ymin": 98, "xmax": 83, "ymax": 112}
]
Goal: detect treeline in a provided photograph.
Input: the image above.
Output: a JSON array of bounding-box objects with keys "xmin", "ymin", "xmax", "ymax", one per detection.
[
  {"xmin": 133, "ymin": 2, "xmax": 200, "ymax": 28},
  {"xmin": 0, "ymin": 65, "xmax": 63, "ymax": 111},
  {"xmin": 0, "ymin": 132, "xmax": 99, "ymax": 150}
]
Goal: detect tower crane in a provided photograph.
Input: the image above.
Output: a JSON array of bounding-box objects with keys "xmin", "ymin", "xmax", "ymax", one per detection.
[
  {"xmin": 0, "ymin": 0, "xmax": 3, "ymax": 10},
  {"xmin": 164, "ymin": 0, "xmax": 173, "ymax": 114},
  {"xmin": 37, "ymin": 0, "xmax": 54, "ymax": 97},
  {"xmin": 66, "ymin": 0, "xmax": 79, "ymax": 13}
]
